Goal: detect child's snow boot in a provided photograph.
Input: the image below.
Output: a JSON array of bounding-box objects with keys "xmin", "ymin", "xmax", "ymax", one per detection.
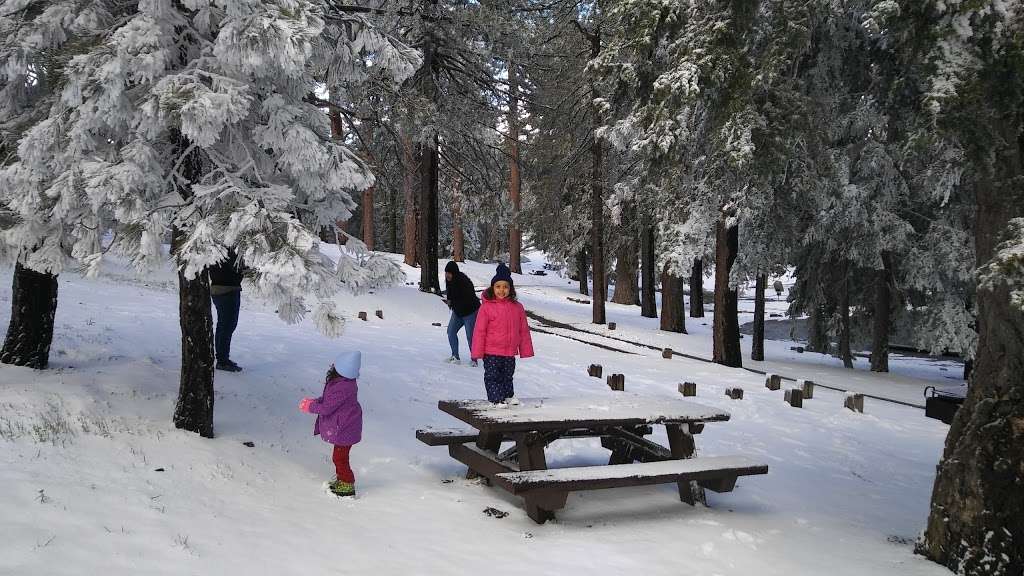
[{"xmin": 329, "ymin": 479, "xmax": 356, "ymax": 497}]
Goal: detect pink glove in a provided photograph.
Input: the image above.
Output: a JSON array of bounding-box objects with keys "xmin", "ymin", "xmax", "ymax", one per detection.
[{"xmin": 299, "ymin": 397, "xmax": 314, "ymax": 413}]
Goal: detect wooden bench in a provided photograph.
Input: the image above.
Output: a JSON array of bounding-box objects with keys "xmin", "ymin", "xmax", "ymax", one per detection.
[
  {"xmin": 415, "ymin": 428, "xmax": 480, "ymax": 446},
  {"xmin": 492, "ymin": 456, "xmax": 768, "ymax": 522}
]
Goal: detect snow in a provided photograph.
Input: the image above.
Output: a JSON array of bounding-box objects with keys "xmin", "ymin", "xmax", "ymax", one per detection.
[
  {"xmin": 497, "ymin": 456, "xmax": 765, "ymax": 485},
  {"xmin": 0, "ymin": 249, "xmax": 956, "ymax": 576},
  {"xmin": 441, "ymin": 395, "xmax": 731, "ymax": 427}
]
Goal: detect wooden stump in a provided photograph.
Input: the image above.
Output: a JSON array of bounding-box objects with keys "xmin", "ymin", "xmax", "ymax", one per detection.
[
  {"xmin": 799, "ymin": 379, "xmax": 814, "ymax": 399},
  {"xmin": 784, "ymin": 388, "xmax": 804, "ymax": 408},
  {"xmin": 358, "ymin": 311, "xmax": 368, "ymax": 321},
  {"xmin": 432, "ymin": 322, "xmax": 442, "ymax": 327},
  {"xmin": 844, "ymin": 393, "xmax": 865, "ymax": 413},
  {"xmin": 725, "ymin": 387, "xmax": 744, "ymax": 400},
  {"xmin": 678, "ymin": 382, "xmax": 697, "ymax": 397},
  {"xmin": 587, "ymin": 364, "xmax": 603, "ymax": 378},
  {"xmin": 765, "ymin": 373, "xmax": 781, "ymax": 391},
  {"xmin": 607, "ymin": 374, "xmax": 625, "ymax": 391},
  {"xmin": 608, "ymin": 322, "xmax": 617, "ymax": 330},
  {"xmin": 375, "ymin": 310, "xmax": 383, "ymax": 319},
  {"xmin": 662, "ymin": 348, "xmax": 673, "ymax": 359}
]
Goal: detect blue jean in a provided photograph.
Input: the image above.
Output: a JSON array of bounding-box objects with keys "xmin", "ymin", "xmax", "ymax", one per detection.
[
  {"xmin": 211, "ymin": 290, "xmax": 240, "ymax": 362},
  {"xmin": 447, "ymin": 310, "xmax": 477, "ymax": 359}
]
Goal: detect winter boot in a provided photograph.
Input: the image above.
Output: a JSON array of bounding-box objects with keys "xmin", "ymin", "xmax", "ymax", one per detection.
[{"xmin": 329, "ymin": 479, "xmax": 356, "ymax": 497}]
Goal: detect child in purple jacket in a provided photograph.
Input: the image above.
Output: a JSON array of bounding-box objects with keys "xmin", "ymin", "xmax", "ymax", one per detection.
[{"xmin": 299, "ymin": 351, "xmax": 363, "ymax": 497}]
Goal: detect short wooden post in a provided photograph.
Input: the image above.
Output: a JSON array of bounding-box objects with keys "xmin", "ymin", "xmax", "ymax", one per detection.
[
  {"xmin": 725, "ymin": 387, "xmax": 744, "ymax": 400},
  {"xmin": 662, "ymin": 348, "xmax": 673, "ymax": 359},
  {"xmin": 765, "ymin": 373, "xmax": 781, "ymax": 391},
  {"xmin": 678, "ymin": 382, "xmax": 697, "ymax": 397},
  {"xmin": 358, "ymin": 311, "xmax": 367, "ymax": 321},
  {"xmin": 608, "ymin": 322, "xmax": 617, "ymax": 330},
  {"xmin": 432, "ymin": 322, "xmax": 442, "ymax": 327},
  {"xmin": 607, "ymin": 374, "xmax": 624, "ymax": 391},
  {"xmin": 799, "ymin": 379, "xmax": 814, "ymax": 399},
  {"xmin": 588, "ymin": 364, "xmax": 603, "ymax": 378},
  {"xmin": 784, "ymin": 388, "xmax": 804, "ymax": 408},
  {"xmin": 844, "ymin": 393, "xmax": 865, "ymax": 413},
  {"xmin": 375, "ymin": 310, "xmax": 383, "ymax": 319}
]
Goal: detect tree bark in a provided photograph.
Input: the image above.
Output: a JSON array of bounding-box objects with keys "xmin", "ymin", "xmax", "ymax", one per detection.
[
  {"xmin": 712, "ymin": 218, "xmax": 741, "ymax": 367},
  {"xmin": 640, "ymin": 225, "xmax": 657, "ymax": 318},
  {"xmin": 659, "ymin": 263, "xmax": 686, "ymax": 333},
  {"xmin": 839, "ymin": 268, "xmax": 853, "ymax": 369},
  {"xmin": 452, "ymin": 183, "xmax": 464, "ymax": 262},
  {"xmin": 171, "ymin": 227, "xmax": 215, "ymax": 438},
  {"xmin": 751, "ymin": 273, "xmax": 766, "ymax": 361},
  {"xmin": 611, "ymin": 237, "xmax": 640, "ymax": 305},
  {"xmin": 1, "ymin": 262, "xmax": 58, "ymax": 369},
  {"xmin": 807, "ymin": 305, "xmax": 830, "ymax": 353},
  {"xmin": 577, "ymin": 248, "xmax": 589, "ymax": 296},
  {"xmin": 589, "ymin": 31, "xmax": 606, "ymax": 325},
  {"xmin": 919, "ymin": 88, "xmax": 1024, "ymax": 575},
  {"xmin": 402, "ymin": 132, "xmax": 418, "ymax": 267},
  {"xmin": 507, "ymin": 54, "xmax": 522, "ymax": 274},
  {"xmin": 389, "ymin": 188, "xmax": 398, "ymax": 253},
  {"xmin": 870, "ymin": 252, "xmax": 892, "ymax": 372},
  {"xmin": 417, "ymin": 134, "xmax": 440, "ymax": 294},
  {"xmin": 361, "ymin": 124, "xmax": 376, "ymax": 251},
  {"xmin": 689, "ymin": 258, "xmax": 705, "ymax": 317}
]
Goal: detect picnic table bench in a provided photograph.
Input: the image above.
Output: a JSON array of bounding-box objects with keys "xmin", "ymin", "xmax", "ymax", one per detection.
[{"xmin": 416, "ymin": 395, "xmax": 768, "ymax": 523}]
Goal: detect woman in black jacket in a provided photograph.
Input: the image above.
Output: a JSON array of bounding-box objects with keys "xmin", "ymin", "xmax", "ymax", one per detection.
[{"xmin": 443, "ymin": 261, "xmax": 481, "ymax": 366}]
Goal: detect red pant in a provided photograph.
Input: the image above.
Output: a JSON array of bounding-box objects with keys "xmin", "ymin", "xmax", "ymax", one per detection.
[{"xmin": 332, "ymin": 445, "xmax": 355, "ymax": 484}]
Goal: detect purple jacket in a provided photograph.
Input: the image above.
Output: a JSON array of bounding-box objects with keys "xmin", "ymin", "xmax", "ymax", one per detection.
[{"xmin": 310, "ymin": 376, "xmax": 362, "ymax": 446}]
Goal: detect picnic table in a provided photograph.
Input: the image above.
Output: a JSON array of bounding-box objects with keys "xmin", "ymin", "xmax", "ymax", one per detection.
[{"xmin": 417, "ymin": 395, "xmax": 768, "ymax": 523}]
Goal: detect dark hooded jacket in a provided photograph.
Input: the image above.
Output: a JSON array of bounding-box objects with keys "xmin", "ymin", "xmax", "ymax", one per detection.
[{"xmin": 444, "ymin": 262, "xmax": 480, "ymax": 318}]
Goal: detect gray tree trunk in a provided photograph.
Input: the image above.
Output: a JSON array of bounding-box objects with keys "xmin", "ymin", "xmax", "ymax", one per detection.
[
  {"xmin": 659, "ymin": 263, "xmax": 686, "ymax": 333},
  {"xmin": 751, "ymin": 274, "xmax": 766, "ymax": 361},
  {"xmin": 1, "ymin": 263, "xmax": 58, "ymax": 369}
]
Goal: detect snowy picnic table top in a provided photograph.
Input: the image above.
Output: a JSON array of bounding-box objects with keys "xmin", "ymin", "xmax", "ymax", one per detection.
[{"xmin": 438, "ymin": 395, "xmax": 731, "ymax": 433}]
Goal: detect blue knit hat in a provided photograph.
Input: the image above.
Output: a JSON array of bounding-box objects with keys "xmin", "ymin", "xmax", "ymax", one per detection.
[
  {"xmin": 332, "ymin": 351, "xmax": 361, "ymax": 379},
  {"xmin": 490, "ymin": 263, "xmax": 513, "ymax": 288}
]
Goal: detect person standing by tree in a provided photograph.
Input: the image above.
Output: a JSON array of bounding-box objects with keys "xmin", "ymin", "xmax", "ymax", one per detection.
[
  {"xmin": 443, "ymin": 261, "xmax": 480, "ymax": 366},
  {"xmin": 209, "ymin": 250, "xmax": 246, "ymax": 372}
]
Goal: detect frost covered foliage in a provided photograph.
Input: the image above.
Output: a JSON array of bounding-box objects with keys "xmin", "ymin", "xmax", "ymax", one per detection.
[
  {"xmin": 0, "ymin": 0, "xmax": 417, "ymax": 335},
  {"xmin": 981, "ymin": 218, "xmax": 1024, "ymax": 311}
]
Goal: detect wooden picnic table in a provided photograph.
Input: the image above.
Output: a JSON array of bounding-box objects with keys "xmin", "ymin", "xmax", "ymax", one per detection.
[{"xmin": 418, "ymin": 395, "xmax": 767, "ymax": 523}]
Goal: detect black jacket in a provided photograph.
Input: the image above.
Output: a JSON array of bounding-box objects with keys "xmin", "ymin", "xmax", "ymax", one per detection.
[
  {"xmin": 445, "ymin": 271, "xmax": 480, "ymax": 317},
  {"xmin": 208, "ymin": 251, "xmax": 245, "ymax": 288}
]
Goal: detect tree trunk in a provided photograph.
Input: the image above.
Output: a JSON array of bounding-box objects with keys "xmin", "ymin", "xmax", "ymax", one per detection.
[
  {"xmin": 402, "ymin": 132, "xmax": 418, "ymax": 267},
  {"xmin": 611, "ymin": 238, "xmax": 639, "ymax": 305},
  {"xmin": 807, "ymin": 305, "xmax": 830, "ymax": 353},
  {"xmin": 751, "ymin": 273, "xmax": 766, "ymax": 361},
  {"xmin": 689, "ymin": 258, "xmax": 705, "ymax": 318},
  {"xmin": 589, "ymin": 31, "xmax": 606, "ymax": 325},
  {"xmin": 171, "ymin": 227, "xmax": 215, "ymax": 438},
  {"xmin": 839, "ymin": 268, "xmax": 853, "ymax": 369},
  {"xmin": 507, "ymin": 54, "xmax": 522, "ymax": 274},
  {"xmin": 659, "ymin": 263, "xmax": 686, "ymax": 333},
  {"xmin": 417, "ymin": 134, "xmax": 440, "ymax": 294},
  {"xmin": 389, "ymin": 188, "xmax": 399, "ymax": 253},
  {"xmin": 712, "ymin": 218, "xmax": 741, "ymax": 367},
  {"xmin": 870, "ymin": 252, "xmax": 892, "ymax": 372},
  {"xmin": 640, "ymin": 225, "xmax": 657, "ymax": 318},
  {"xmin": 452, "ymin": 185, "xmax": 464, "ymax": 262},
  {"xmin": 920, "ymin": 122, "xmax": 1024, "ymax": 575},
  {"xmin": 0, "ymin": 262, "xmax": 58, "ymax": 369},
  {"xmin": 577, "ymin": 248, "xmax": 589, "ymax": 296},
  {"xmin": 362, "ymin": 186, "xmax": 375, "ymax": 251}
]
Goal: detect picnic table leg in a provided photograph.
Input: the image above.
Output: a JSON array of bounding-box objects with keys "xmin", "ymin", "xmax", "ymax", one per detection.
[
  {"xmin": 665, "ymin": 423, "xmax": 704, "ymax": 505},
  {"xmin": 465, "ymin": 432, "xmax": 501, "ymax": 481},
  {"xmin": 517, "ymin": 433, "xmax": 562, "ymax": 523}
]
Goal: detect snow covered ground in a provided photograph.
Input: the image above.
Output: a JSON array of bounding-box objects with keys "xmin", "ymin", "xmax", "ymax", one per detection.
[{"xmin": 1, "ymin": 250, "xmax": 956, "ymax": 576}]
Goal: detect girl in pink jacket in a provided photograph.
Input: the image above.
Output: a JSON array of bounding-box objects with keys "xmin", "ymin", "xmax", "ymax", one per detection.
[{"xmin": 470, "ymin": 263, "xmax": 534, "ymax": 403}]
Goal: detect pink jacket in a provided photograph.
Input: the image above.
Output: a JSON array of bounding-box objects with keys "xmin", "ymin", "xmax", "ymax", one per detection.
[{"xmin": 471, "ymin": 295, "xmax": 535, "ymax": 360}]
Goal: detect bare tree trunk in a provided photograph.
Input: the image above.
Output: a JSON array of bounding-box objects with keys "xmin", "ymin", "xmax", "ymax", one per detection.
[
  {"xmin": 1, "ymin": 262, "xmax": 58, "ymax": 369},
  {"xmin": 589, "ymin": 32, "xmax": 606, "ymax": 325},
  {"xmin": 640, "ymin": 225, "xmax": 657, "ymax": 318},
  {"xmin": 659, "ymin": 263, "xmax": 686, "ymax": 333},
  {"xmin": 712, "ymin": 218, "xmax": 741, "ymax": 367},
  {"xmin": 751, "ymin": 273, "xmax": 766, "ymax": 361},
  {"xmin": 402, "ymin": 133, "xmax": 418, "ymax": 267},
  {"xmin": 920, "ymin": 118, "xmax": 1024, "ymax": 575},
  {"xmin": 418, "ymin": 133, "xmax": 440, "ymax": 294},
  {"xmin": 839, "ymin": 267, "xmax": 853, "ymax": 369},
  {"xmin": 870, "ymin": 252, "xmax": 892, "ymax": 372},
  {"xmin": 389, "ymin": 188, "xmax": 398, "ymax": 253},
  {"xmin": 611, "ymin": 238, "xmax": 639, "ymax": 305},
  {"xmin": 689, "ymin": 258, "xmax": 705, "ymax": 318},
  {"xmin": 361, "ymin": 124, "xmax": 376, "ymax": 251},
  {"xmin": 171, "ymin": 226, "xmax": 215, "ymax": 438},
  {"xmin": 578, "ymin": 249, "xmax": 589, "ymax": 296},
  {"xmin": 452, "ymin": 184, "xmax": 464, "ymax": 262},
  {"xmin": 507, "ymin": 54, "xmax": 522, "ymax": 274}
]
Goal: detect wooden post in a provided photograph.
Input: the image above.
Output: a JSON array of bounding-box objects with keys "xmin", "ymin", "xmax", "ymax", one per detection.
[
  {"xmin": 725, "ymin": 387, "xmax": 744, "ymax": 400},
  {"xmin": 358, "ymin": 311, "xmax": 367, "ymax": 321},
  {"xmin": 607, "ymin": 374, "xmax": 624, "ymax": 391},
  {"xmin": 799, "ymin": 379, "xmax": 814, "ymax": 399},
  {"xmin": 784, "ymin": 388, "xmax": 804, "ymax": 408},
  {"xmin": 678, "ymin": 382, "xmax": 697, "ymax": 397},
  {"xmin": 765, "ymin": 373, "xmax": 781, "ymax": 391},
  {"xmin": 588, "ymin": 364, "xmax": 603, "ymax": 378},
  {"xmin": 375, "ymin": 310, "xmax": 383, "ymax": 319},
  {"xmin": 608, "ymin": 322, "xmax": 617, "ymax": 330},
  {"xmin": 662, "ymin": 348, "xmax": 673, "ymax": 359},
  {"xmin": 844, "ymin": 393, "xmax": 865, "ymax": 413}
]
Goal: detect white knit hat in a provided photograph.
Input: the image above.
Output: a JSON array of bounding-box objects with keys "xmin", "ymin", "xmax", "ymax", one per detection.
[{"xmin": 332, "ymin": 351, "xmax": 361, "ymax": 379}]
